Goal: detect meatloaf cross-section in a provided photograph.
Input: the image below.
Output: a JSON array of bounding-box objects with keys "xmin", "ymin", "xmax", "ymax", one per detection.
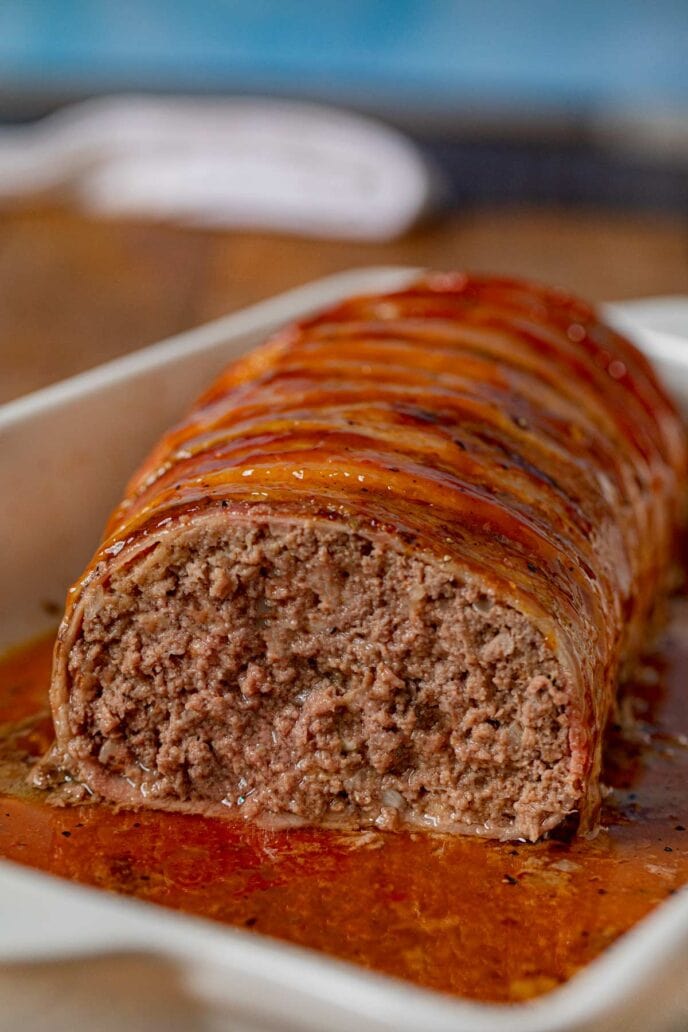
[{"xmin": 43, "ymin": 274, "xmax": 687, "ymax": 840}]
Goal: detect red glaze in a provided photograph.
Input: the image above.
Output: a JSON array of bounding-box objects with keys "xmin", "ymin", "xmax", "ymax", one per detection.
[{"xmin": 50, "ymin": 274, "xmax": 687, "ymax": 833}]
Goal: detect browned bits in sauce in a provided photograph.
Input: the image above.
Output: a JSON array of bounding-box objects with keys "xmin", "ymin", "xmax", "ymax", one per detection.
[{"xmin": 1, "ymin": 593, "xmax": 687, "ymax": 1004}]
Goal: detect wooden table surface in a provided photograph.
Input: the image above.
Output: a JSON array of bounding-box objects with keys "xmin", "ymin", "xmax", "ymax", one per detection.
[{"xmin": 1, "ymin": 203, "xmax": 686, "ymax": 405}]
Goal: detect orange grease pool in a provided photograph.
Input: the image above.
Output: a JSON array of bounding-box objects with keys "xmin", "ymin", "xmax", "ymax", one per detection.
[{"xmin": 1, "ymin": 605, "xmax": 687, "ymax": 1004}]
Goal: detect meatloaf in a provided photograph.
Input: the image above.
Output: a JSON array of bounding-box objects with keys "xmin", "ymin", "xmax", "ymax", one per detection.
[{"xmin": 43, "ymin": 273, "xmax": 687, "ymax": 841}]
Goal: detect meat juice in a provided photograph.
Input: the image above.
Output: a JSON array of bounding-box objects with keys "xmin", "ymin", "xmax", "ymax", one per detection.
[{"xmin": 1, "ymin": 596, "xmax": 686, "ymax": 1004}]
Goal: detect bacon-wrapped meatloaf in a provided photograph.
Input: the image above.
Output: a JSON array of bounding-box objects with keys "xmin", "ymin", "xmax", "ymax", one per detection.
[{"xmin": 46, "ymin": 274, "xmax": 686, "ymax": 840}]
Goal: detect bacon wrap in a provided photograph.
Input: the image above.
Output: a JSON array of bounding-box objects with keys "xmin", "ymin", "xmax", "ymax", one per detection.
[{"xmin": 48, "ymin": 274, "xmax": 687, "ymax": 839}]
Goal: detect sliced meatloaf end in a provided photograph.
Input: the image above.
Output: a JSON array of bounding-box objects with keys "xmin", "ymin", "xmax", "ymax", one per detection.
[{"xmin": 54, "ymin": 516, "xmax": 576, "ymax": 840}]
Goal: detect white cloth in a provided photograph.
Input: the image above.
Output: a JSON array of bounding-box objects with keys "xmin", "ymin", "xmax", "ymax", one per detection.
[{"xmin": 0, "ymin": 96, "xmax": 433, "ymax": 240}]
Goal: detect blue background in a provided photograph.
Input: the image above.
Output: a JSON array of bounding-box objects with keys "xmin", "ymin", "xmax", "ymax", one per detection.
[{"xmin": 1, "ymin": 0, "xmax": 686, "ymax": 116}]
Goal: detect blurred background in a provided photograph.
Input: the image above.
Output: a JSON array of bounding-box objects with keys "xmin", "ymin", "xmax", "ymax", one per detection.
[{"xmin": 0, "ymin": 0, "xmax": 686, "ymax": 403}]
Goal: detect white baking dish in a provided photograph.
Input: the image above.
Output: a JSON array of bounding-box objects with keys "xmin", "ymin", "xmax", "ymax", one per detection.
[{"xmin": 1, "ymin": 266, "xmax": 687, "ymax": 1032}]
